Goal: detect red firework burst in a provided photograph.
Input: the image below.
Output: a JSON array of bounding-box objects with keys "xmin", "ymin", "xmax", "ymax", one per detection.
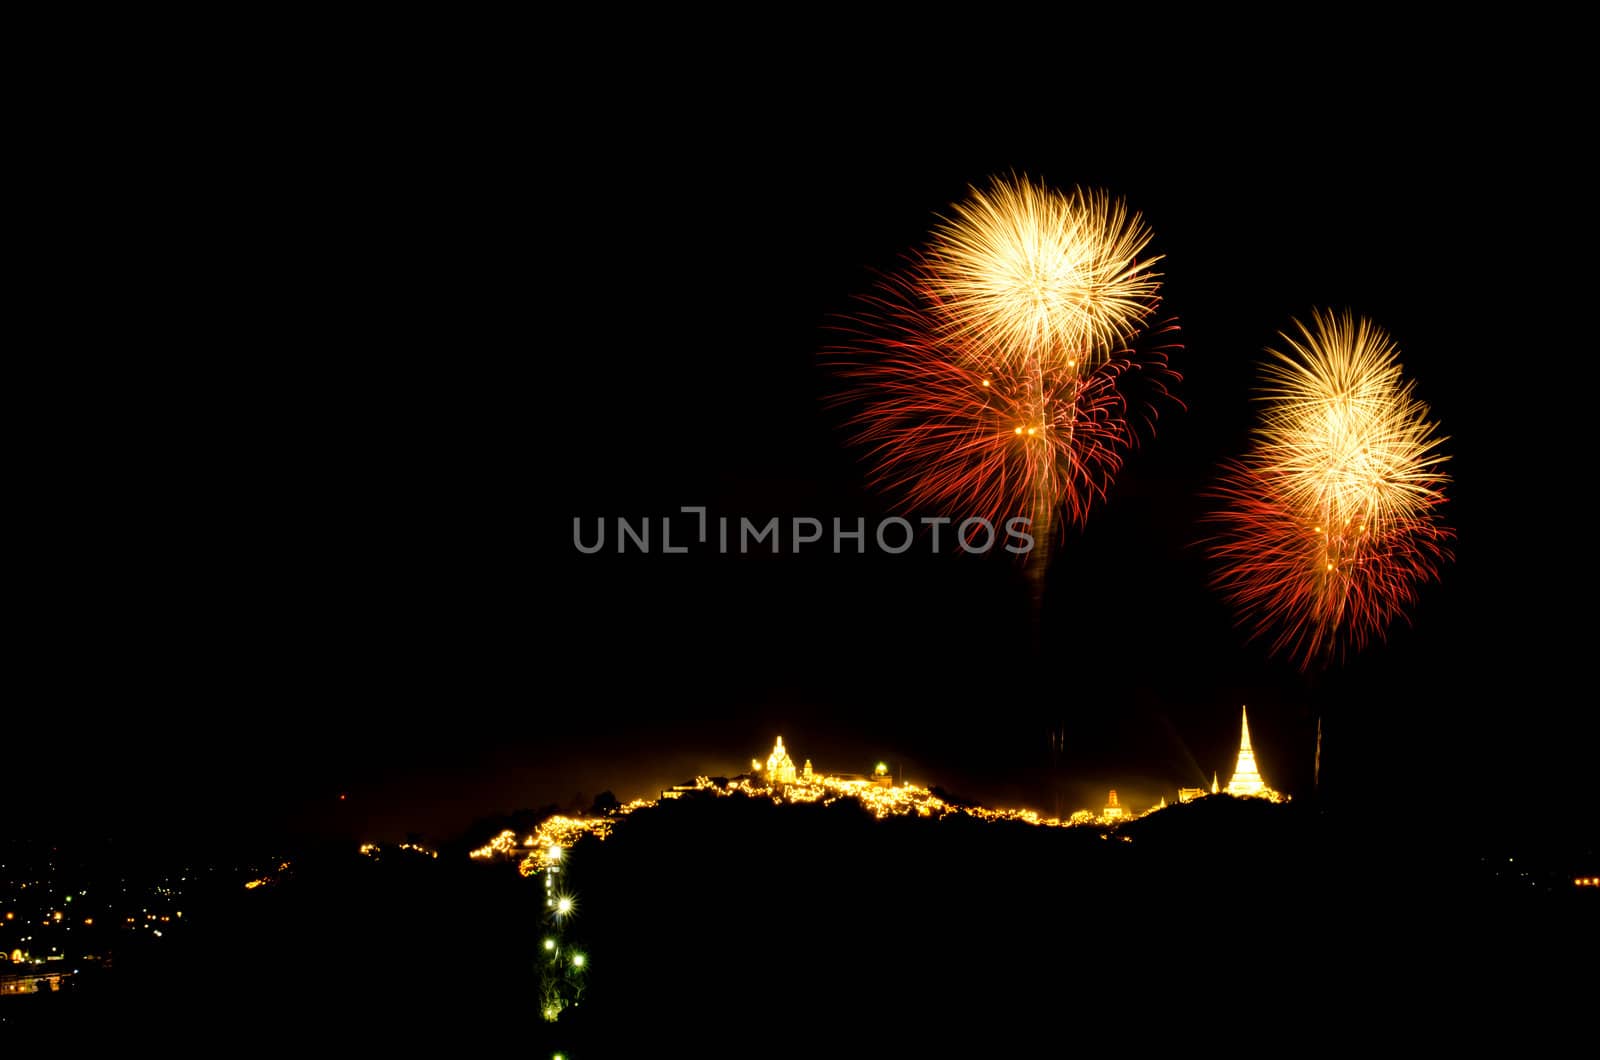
[
  {"xmin": 830, "ymin": 266, "xmax": 1181, "ymax": 540},
  {"xmin": 1208, "ymin": 458, "xmax": 1453, "ymax": 668}
]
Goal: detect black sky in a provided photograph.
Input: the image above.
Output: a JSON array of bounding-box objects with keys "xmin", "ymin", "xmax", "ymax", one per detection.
[{"xmin": 14, "ymin": 65, "xmax": 1593, "ymax": 849}]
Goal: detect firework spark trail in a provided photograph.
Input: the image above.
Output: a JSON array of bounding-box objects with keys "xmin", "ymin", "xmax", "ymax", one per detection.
[{"xmin": 1208, "ymin": 310, "xmax": 1452, "ymax": 668}]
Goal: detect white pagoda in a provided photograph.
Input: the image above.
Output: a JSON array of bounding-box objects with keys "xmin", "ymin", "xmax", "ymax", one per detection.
[{"xmin": 1225, "ymin": 706, "xmax": 1283, "ymax": 801}]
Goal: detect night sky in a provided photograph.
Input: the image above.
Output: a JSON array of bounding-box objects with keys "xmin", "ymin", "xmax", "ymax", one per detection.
[{"xmin": 17, "ymin": 74, "xmax": 1592, "ymax": 852}]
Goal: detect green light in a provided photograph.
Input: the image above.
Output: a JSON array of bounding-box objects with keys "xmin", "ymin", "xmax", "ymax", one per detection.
[
  {"xmin": 543, "ymin": 938, "xmax": 555, "ymax": 951},
  {"xmin": 572, "ymin": 953, "xmax": 585, "ymax": 968}
]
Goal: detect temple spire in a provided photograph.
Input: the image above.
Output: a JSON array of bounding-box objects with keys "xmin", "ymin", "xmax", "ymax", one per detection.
[{"xmin": 1226, "ymin": 705, "xmax": 1276, "ymax": 799}]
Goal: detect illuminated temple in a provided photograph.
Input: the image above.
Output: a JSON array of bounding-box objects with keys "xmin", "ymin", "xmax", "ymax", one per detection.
[
  {"xmin": 1225, "ymin": 706, "xmax": 1282, "ymax": 801},
  {"xmin": 765, "ymin": 736, "xmax": 798, "ymax": 785}
]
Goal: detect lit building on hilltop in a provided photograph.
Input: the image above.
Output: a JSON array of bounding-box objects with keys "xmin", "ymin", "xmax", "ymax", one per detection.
[
  {"xmin": 766, "ymin": 736, "xmax": 797, "ymax": 785},
  {"xmin": 1103, "ymin": 790, "xmax": 1123, "ymax": 820},
  {"xmin": 1170, "ymin": 711, "xmax": 1289, "ymax": 806},
  {"xmin": 1225, "ymin": 706, "xmax": 1284, "ymax": 801}
]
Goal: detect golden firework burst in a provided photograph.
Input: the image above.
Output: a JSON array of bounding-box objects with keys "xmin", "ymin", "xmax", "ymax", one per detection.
[
  {"xmin": 924, "ymin": 176, "xmax": 1161, "ymax": 368},
  {"xmin": 1256, "ymin": 310, "xmax": 1448, "ymax": 542}
]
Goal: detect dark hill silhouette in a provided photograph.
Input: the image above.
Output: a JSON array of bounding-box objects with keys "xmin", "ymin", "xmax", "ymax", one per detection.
[{"xmin": 9, "ymin": 794, "xmax": 1588, "ymax": 1050}]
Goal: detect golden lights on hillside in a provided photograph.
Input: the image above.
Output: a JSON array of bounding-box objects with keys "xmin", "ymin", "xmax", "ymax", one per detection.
[{"xmin": 460, "ymin": 728, "xmax": 1293, "ymax": 883}]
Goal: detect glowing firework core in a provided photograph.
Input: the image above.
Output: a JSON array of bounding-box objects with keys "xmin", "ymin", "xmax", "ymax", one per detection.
[{"xmin": 927, "ymin": 179, "xmax": 1161, "ymax": 367}]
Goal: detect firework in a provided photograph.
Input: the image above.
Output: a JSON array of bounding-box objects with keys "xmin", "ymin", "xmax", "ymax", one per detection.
[
  {"xmin": 1209, "ymin": 310, "xmax": 1451, "ymax": 667},
  {"xmin": 832, "ymin": 268, "xmax": 1179, "ymax": 538},
  {"xmin": 924, "ymin": 177, "xmax": 1161, "ymax": 368}
]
